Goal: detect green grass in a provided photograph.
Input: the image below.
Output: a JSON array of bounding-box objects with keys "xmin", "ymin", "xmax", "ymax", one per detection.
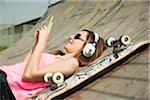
[{"xmin": 0, "ymin": 45, "xmax": 7, "ymax": 52}]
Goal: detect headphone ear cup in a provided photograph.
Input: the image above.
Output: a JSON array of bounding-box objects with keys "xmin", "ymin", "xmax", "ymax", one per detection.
[{"xmin": 83, "ymin": 43, "xmax": 95, "ymax": 57}]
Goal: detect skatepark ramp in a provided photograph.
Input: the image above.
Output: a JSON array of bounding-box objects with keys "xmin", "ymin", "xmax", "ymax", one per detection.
[{"xmin": 0, "ymin": 0, "xmax": 149, "ymax": 100}]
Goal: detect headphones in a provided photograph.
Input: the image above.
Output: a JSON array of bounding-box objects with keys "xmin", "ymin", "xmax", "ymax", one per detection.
[{"xmin": 82, "ymin": 32, "xmax": 99, "ymax": 57}]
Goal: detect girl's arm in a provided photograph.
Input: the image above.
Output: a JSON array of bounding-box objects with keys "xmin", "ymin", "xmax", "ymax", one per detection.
[
  {"xmin": 23, "ymin": 24, "xmax": 79, "ymax": 82},
  {"xmin": 23, "ymin": 34, "xmax": 78, "ymax": 81},
  {"xmin": 23, "ymin": 49, "xmax": 32, "ymax": 63},
  {"xmin": 23, "ymin": 56, "xmax": 78, "ymax": 81},
  {"xmin": 23, "ymin": 18, "xmax": 53, "ymax": 81},
  {"xmin": 23, "ymin": 16, "xmax": 54, "ymax": 63},
  {"xmin": 23, "ymin": 35, "xmax": 47, "ymax": 81},
  {"xmin": 23, "ymin": 30, "xmax": 39, "ymax": 62}
]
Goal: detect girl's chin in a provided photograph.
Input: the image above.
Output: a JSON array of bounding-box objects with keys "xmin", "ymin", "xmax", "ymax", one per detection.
[
  {"xmin": 64, "ymin": 45, "xmax": 72, "ymax": 53},
  {"xmin": 64, "ymin": 44, "xmax": 69, "ymax": 51}
]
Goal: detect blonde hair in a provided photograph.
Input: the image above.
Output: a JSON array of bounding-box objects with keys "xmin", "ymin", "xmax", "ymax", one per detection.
[{"xmin": 49, "ymin": 29, "xmax": 107, "ymax": 67}]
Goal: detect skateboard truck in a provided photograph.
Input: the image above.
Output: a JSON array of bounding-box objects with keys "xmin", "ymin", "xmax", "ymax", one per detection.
[
  {"xmin": 44, "ymin": 72, "xmax": 65, "ymax": 91},
  {"xmin": 106, "ymin": 34, "xmax": 131, "ymax": 58}
]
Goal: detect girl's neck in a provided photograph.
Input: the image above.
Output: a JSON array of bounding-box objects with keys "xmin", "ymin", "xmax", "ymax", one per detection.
[
  {"xmin": 64, "ymin": 52, "xmax": 76, "ymax": 58},
  {"xmin": 63, "ymin": 50, "xmax": 78, "ymax": 59}
]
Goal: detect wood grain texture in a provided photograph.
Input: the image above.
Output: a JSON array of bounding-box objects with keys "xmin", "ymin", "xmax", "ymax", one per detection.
[{"xmin": 0, "ymin": 0, "xmax": 149, "ymax": 100}]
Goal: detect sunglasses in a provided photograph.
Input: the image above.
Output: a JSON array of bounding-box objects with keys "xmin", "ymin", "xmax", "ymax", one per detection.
[{"xmin": 74, "ymin": 33, "xmax": 85, "ymax": 42}]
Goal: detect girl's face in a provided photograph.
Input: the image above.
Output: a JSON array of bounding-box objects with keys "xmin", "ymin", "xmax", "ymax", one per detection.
[{"xmin": 64, "ymin": 31, "xmax": 88, "ymax": 54}]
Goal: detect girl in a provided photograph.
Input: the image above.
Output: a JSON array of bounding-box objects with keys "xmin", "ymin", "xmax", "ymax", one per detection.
[{"xmin": 0, "ymin": 17, "xmax": 107, "ymax": 100}]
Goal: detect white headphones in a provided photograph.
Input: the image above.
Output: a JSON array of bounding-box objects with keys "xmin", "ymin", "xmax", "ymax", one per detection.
[{"xmin": 83, "ymin": 32, "xmax": 99, "ymax": 57}]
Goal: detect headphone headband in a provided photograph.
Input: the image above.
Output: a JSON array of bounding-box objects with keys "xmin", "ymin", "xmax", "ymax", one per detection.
[{"xmin": 93, "ymin": 32, "xmax": 99, "ymax": 44}]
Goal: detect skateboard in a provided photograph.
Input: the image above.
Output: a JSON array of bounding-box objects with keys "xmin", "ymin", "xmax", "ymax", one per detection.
[{"xmin": 31, "ymin": 35, "xmax": 149, "ymax": 100}]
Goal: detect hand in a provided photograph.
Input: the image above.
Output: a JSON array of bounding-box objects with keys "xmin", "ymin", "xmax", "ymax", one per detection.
[
  {"xmin": 37, "ymin": 26, "xmax": 51, "ymax": 43},
  {"xmin": 36, "ymin": 16, "xmax": 54, "ymax": 43},
  {"xmin": 34, "ymin": 30, "xmax": 39, "ymax": 44}
]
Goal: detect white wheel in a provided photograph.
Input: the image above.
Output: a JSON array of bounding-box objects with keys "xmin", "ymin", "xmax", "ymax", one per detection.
[
  {"xmin": 44, "ymin": 72, "xmax": 53, "ymax": 83},
  {"xmin": 52, "ymin": 72, "xmax": 64, "ymax": 84},
  {"xmin": 106, "ymin": 37, "xmax": 116, "ymax": 47},
  {"xmin": 120, "ymin": 35, "xmax": 131, "ymax": 45}
]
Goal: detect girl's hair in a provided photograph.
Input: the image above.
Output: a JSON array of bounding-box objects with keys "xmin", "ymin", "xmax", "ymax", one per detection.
[{"xmin": 49, "ymin": 29, "xmax": 107, "ymax": 67}]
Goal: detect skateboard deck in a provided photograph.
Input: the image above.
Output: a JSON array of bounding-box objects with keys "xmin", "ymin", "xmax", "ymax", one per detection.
[{"xmin": 31, "ymin": 40, "xmax": 149, "ymax": 100}]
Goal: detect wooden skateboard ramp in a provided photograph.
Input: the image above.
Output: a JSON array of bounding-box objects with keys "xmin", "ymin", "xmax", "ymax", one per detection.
[{"xmin": 0, "ymin": 0, "xmax": 149, "ymax": 100}]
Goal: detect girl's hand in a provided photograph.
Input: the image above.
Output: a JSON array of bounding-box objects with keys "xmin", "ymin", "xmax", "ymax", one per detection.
[
  {"xmin": 37, "ymin": 26, "xmax": 49, "ymax": 43},
  {"xmin": 36, "ymin": 16, "xmax": 53, "ymax": 43},
  {"xmin": 34, "ymin": 30, "xmax": 39, "ymax": 44}
]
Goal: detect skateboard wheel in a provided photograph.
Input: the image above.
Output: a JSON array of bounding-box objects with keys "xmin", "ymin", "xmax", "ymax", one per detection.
[
  {"xmin": 106, "ymin": 37, "xmax": 116, "ymax": 47},
  {"xmin": 120, "ymin": 34, "xmax": 131, "ymax": 45},
  {"xmin": 52, "ymin": 72, "xmax": 64, "ymax": 84},
  {"xmin": 44, "ymin": 72, "xmax": 53, "ymax": 83}
]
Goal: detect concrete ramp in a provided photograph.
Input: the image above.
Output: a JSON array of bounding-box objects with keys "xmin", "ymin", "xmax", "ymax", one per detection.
[{"xmin": 0, "ymin": 0, "xmax": 149, "ymax": 100}]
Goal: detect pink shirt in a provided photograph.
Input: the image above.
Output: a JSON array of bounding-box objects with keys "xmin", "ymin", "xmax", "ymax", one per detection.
[{"xmin": 0, "ymin": 53, "xmax": 57, "ymax": 100}]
